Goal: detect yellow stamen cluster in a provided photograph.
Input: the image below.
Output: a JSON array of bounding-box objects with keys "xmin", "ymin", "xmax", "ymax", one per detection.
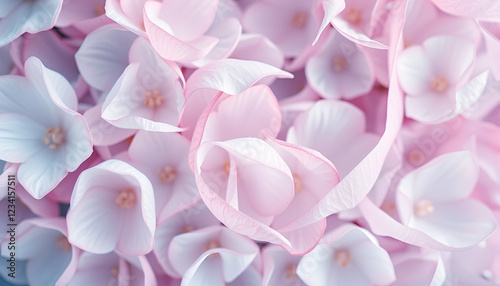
[
  {"xmin": 292, "ymin": 12, "xmax": 308, "ymax": 28},
  {"xmin": 157, "ymin": 166, "xmax": 177, "ymax": 183},
  {"xmin": 343, "ymin": 8, "xmax": 362, "ymax": 25},
  {"xmin": 115, "ymin": 188, "xmax": 136, "ymax": 209},
  {"xmin": 143, "ymin": 90, "xmax": 163, "ymax": 108},
  {"xmin": 334, "ymin": 249, "xmax": 351, "ymax": 268},
  {"xmin": 42, "ymin": 127, "xmax": 65, "ymax": 149}
]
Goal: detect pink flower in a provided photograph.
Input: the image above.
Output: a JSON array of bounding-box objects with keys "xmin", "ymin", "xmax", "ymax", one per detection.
[
  {"xmin": 101, "ymin": 38, "xmax": 185, "ymax": 133},
  {"xmin": 154, "ymin": 202, "xmax": 220, "ymax": 277},
  {"xmin": 68, "ymin": 251, "xmax": 157, "ymax": 286},
  {"xmin": 242, "ymin": 0, "xmax": 320, "ymax": 57},
  {"xmin": 261, "ymin": 245, "xmax": 306, "ymax": 285},
  {"xmin": 167, "ymin": 225, "xmax": 259, "ymax": 285},
  {"xmin": 67, "ymin": 159, "xmax": 156, "ymax": 256},
  {"xmin": 390, "ymin": 252, "xmax": 445, "ymax": 286},
  {"xmin": 287, "ymin": 99, "xmax": 379, "ymax": 178},
  {"xmin": 126, "ymin": 130, "xmax": 199, "ymax": 223},
  {"xmin": 297, "ymin": 224, "xmax": 396, "ymax": 286},
  {"xmin": 192, "ymin": 86, "xmax": 339, "ymax": 254},
  {"xmin": 306, "ymin": 30, "xmax": 374, "ymax": 99},
  {"xmin": 75, "ymin": 25, "xmax": 138, "ymax": 93},
  {"xmin": 0, "ymin": 57, "xmax": 92, "ymax": 199},
  {"xmin": 315, "ymin": 0, "xmax": 388, "ymax": 49},
  {"xmin": 397, "ymin": 36, "xmax": 482, "ymax": 123},
  {"xmin": 396, "ymin": 151, "xmax": 496, "ymax": 248},
  {"xmin": 137, "ymin": 0, "xmax": 242, "ymax": 65}
]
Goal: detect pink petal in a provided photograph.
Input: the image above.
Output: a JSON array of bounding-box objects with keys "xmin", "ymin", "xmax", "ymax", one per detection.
[
  {"xmin": 83, "ymin": 103, "xmax": 137, "ymax": 146},
  {"xmin": 397, "ymin": 45, "xmax": 434, "ymax": 95},
  {"xmin": 265, "ymin": 137, "xmax": 339, "ymax": 230},
  {"xmin": 67, "ymin": 160, "xmax": 156, "ymax": 256},
  {"xmin": 16, "ymin": 185, "xmax": 60, "ymax": 217},
  {"xmin": 279, "ymin": 219, "xmax": 327, "ymax": 255},
  {"xmin": 0, "ymin": 113, "xmax": 45, "ymax": 163},
  {"xmin": 423, "ymin": 36, "xmax": 475, "ymax": 85},
  {"xmin": 128, "ymin": 130, "xmax": 200, "ymax": 221},
  {"xmin": 391, "ymin": 257, "xmax": 442, "ymax": 286},
  {"xmin": 306, "ymin": 30, "xmax": 374, "ymax": 99},
  {"xmin": 179, "ymin": 88, "xmax": 219, "ymax": 140},
  {"xmin": 287, "ymin": 99, "xmax": 378, "ymax": 178},
  {"xmin": 143, "ymin": 1, "xmax": 219, "ymax": 62},
  {"xmin": 430, "ymin": 0, "xmax": 500, "ymax": 21},
  {"xmin": 24, "ymin": 56, "xmax": 78, "ymax": 112},
  {"xmin": 408, "ymin": 200, "xmax": 497, "ymax": 248},
  {"xmin": 331, "ymin": 0, "xmax": 388, "ymax": 49},
  {"xmin": 18, "ymin": 149, "xmax": 68, "ymax": 199},
  {"xmin": 261, "ymin": 245, "xmax": 304, "ymax": 286},
  {"xmin": 398, "ymin": 151, "xmax": 479, "ymax": 203},
  {"xmin": 202, "ymin": 138, "xmax": 294, "ymax": 217},
  {"xmin": 242, "ymin": 0, "xmax": 318, "ymax": 57},
  {"xmin": 156, "ymin": 0, "xmax": 218, "ymax": 42},
  {"xmin": 314, "ymin": 0, "xmax": 346, "ymax": 44},
  {"xmin": 154, "ymin": 203, "xmax": 220, "ymax": 277},
  {"xmin": 67, "ymin": 186, "xmax": 124, "ymax": 254},
  {"xmin": 21, "ymin": 31, "xmax": 80, "ymax": 83},
  {"xmin": 278, "ymin": 8, "xmax": 407, "ymax": 230},
  {"xmin": 56, "ymin": 0, "xmax": 106, "ymax": 27},
  {"xmin": 360, "ymin": 198, "xmax": 496, "ymax": 250},
  {"xmin": 194, "ymin": 140, "xmax": 293, "ymax": 248},
  {"xmin": 405, "ymin": 93, "xmax": 455, "ymax": 123},
  {"xmin": 105, "ymin": 0, "xmax": 147, "ymax": 36},
  {"xmin": 169, "ymin": 226, "xmax": 258, "ymax": 283},
  {"xmin": 67, "ymin": 252, "xmax": 120, "ymax": 286},
  {"xmin": 184, "ymin": 58, "xmax": 293, "ymax": 98},
  {"xmin": 75, "ymin": 26, "xmax": 137, "ymax": 91},
  {"xmin": 203, "ymin": 85, "xmax": 282, "ymax": 142},
  {"xmin": 191, "ymin": 17, "xmax": 241, "ymax": 67},
  {"xmin": 101, "ymin": 63, "xmax": 184, "ymax": 132},
  {"xmin": 231, "ymin": 34, "xmax": 284, "ymax": 69}
]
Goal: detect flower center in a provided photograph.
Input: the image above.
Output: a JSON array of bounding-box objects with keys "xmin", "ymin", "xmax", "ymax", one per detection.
[
  {"xmin": 334, "ymin": 249, "xmax": 351, "ymax": 268},
  {"xmin": 381, "ymin": 202, "xmax": 396, "ymax": 214},
  {"xmin": 430, "ymin": 76, "xmax": 449, "ymax": 93},
  {"xmin": 224, "ymin": 160, "xmax": 230, "ymax": 175},
  {"xmin": 414, "ymin": 199, "xmax": 434, "ymax": 217},
  {"xmin": 203, "ymin": 240, "xmax": 221, "ymax": 258},
  {"xmin": 180, "ymin": 226, "xmax": 195, "ymax": 233},
  {"xmin": 157, "ymin": 166, "xmax": 177, "ymax": 183},
  {"xmin": 95, "ymin": 3, "xmax": 106, "ymax": 16},
  {"xmin": 292, "ymin": 11, "xmax": 308, "ymax": 28},
  {"xmin": 343, "ymin": 8, "xmax": 362, "ymax": 25},
  {"xmin": 333, "ymin": 56, "xmax": 348, "ymax": 71},
  {"xmin": 42, "ymin": 127, "xmax": 65, "ymax": 149},
  {"xmin": 115, "ymin": 188, "xmax": 136, "ymax": 209},
  {"xmin": 407, "ymin": 149, "xmax": 425, "ymax": 166},
  {"xmin": 111, "ymin": 266, "xmax": 119, "ymax": 278},
  {"xmin": 143, "ymin": 90, "xmax": 163, "ymax": 108},
  {"xmin": 292, "ymin": 173, "xmax": 303, "ymax": 192},
  {"xmin": 285, "ymin": 264, "xmax": 298, "ymax": 280},
  {"xmin": 56, "ymin": 235, "xmax": 71, "ymax": 253},
  {"xmin": 404, "ymin": 37, "xmax": 411, "ymax": 48}
]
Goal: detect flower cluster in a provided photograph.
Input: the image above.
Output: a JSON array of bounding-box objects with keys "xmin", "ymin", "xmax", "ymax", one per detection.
[{"xmin": 1, "ymin": 0, "xmax": 500, "ymax": 285}]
